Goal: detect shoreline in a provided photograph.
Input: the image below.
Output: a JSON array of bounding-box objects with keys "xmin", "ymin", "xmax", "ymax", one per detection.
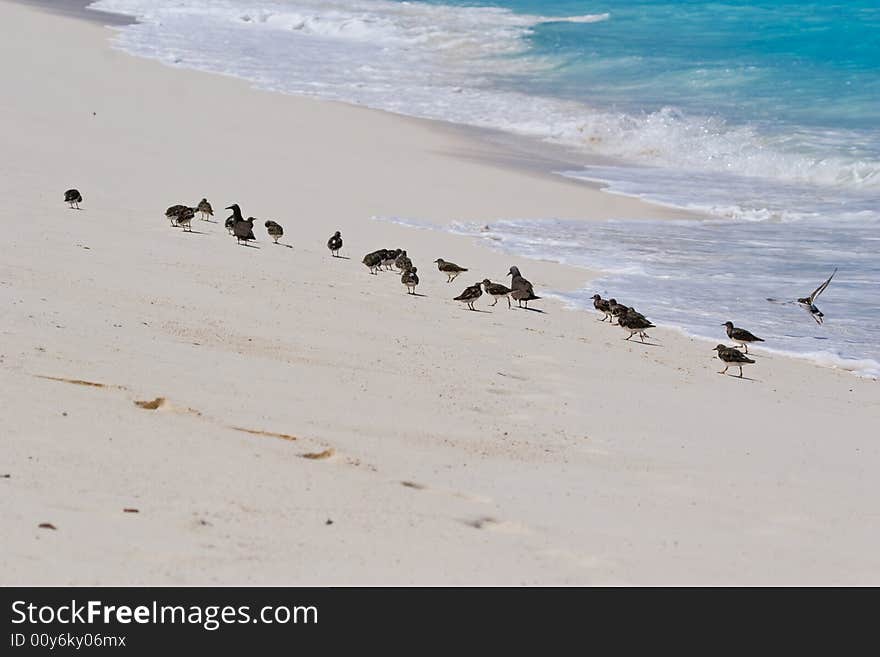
[{"xmin": 2, "ymin": 0, "xmax": 879, "ymax": 585}]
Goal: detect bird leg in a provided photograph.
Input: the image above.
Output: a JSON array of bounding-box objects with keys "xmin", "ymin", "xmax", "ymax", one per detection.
[
  {"xmin": 737, "ymin": 367, "xmax": 743, "ymax": 378},
  {"xmin": 718, "ymin": 365, "xmax": 728, "ymax": 375}
]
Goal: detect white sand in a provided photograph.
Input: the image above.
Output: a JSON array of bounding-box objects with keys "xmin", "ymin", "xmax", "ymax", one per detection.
[{"xmin": 1, "ymin": 1, "xmax": 878, "ymax": 585}]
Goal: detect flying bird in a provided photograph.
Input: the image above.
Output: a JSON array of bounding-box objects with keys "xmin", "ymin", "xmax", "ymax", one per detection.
[{"xmin": 797, "ymin": 268, "xmax": 837, "ymax": 325}]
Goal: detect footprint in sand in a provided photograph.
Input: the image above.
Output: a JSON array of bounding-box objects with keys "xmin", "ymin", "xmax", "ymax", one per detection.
[{"xmin": 462, "ymin": 516, "xmax": 530, "ymax": 534}]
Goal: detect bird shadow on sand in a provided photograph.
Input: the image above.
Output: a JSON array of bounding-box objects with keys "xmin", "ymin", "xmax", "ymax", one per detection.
[
  {"xmin": 461, "ymin": 308, "xmax": 492, "ymax": 314},
  {"xmin": 407, "ymin": 293, "xmax": 428, "ymax": 298},
  {"xmin": 274, "ymin": 243, "xmax": 294, "ymax": 249},
  {"xmin": 237, "ymin": 243, "xmax": 261, "ymax": 249},
  {"xmin": 720, "ymin": 373, "xmax": 759, "ymax": 382},
  {"xmin": 332, "ymin": 256, "xmax": 352, "ymax": 260},
  {"xmin": 624, "ymin": 339, "xmax": 662, "ymax": 347},
  {"xmin": 517, "ymin": 307, "xmax": 546, "ymax": 314},
  {"xmin": 181, "ymin": 230, "xmax": 208, "ymax": 235}
]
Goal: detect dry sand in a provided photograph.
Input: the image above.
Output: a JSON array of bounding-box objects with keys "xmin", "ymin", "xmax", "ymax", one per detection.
[{"xmin": 1, "ymin": 0, "xmax": 878, "ymax": 585}]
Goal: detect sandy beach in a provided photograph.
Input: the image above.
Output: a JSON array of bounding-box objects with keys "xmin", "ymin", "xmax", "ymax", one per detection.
[{"xmin": 1, "ymin": 0, "xmax": 878, "ymax": 585}]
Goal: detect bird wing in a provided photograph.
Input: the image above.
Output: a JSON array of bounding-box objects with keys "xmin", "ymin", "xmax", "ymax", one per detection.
[{"xmin": 808, "ymin": 268, "xmax": 837, "ymax": 303}]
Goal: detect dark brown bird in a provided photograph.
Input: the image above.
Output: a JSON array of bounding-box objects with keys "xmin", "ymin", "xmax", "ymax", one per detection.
[
  {"xmin": 177, "ymin": 206, "xmax": 195, "ymax": 232},
  {"xmin": 401, "ymin": 266, "xmax": 419, "ymax": 294},
  {"xmin": 507, "ymin": 266, "xmax": 540, "ymax": 309},
  {"xmin": 327, "ymin": 231, "xmax": 343, "ymax": 256},
  {"xmin": 64, "ymin": 189, "xmax": 82, "ymax": 209},
  {"xmin": 454, "ymin": 283, "xmax": 483, "ymax": 311},
  {"xmin": 482, "ymin": 279, "xmax": 512, "ymax": 308},
  {"xmin": 166, "ymin": 204, "xmax": 188, "ymax": 227},
  {"xmin": 713, "ymin": 344, "xmax": 755, "ymax": 378},
  {"xmin": 618, "ymin": 309, "xmax": 655, "ymax": 342},
  {"xmin": 265, "ymin": 220, "xmax": 284, "ymax": 244},
  {"xmin": 363, "ymin": 250, "xmax": 386, "ymax": 274},
  {"xmin": 723, "ymin": 321, "xmax": 764, "ymax": 354},
  {"xmin": 591, "ymin": 294, "xmax": 613, "ymax": 321},
  {"xmin": 196, "ymin": 198, "xmax": 213, "ymax": 220},
  {"xmin": 233, "ymin": 216, "xmax": 256, "ymax": 245},
  {"xmin": 434, "ymin": 258, "xmax": 468, "ymax": 283},
  {"xmin": 395, "ymin": 250, "xmax": 412, "ymax": 271}
]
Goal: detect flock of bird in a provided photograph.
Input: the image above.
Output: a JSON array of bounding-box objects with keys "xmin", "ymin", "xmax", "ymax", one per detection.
[{"xmin": 63, "ymin": 188, "xmax": 838, "ymax": 380}]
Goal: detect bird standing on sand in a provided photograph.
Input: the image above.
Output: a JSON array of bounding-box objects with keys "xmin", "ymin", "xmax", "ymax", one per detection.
[
  {"xmin": 618, "ymin": 308, "xmax": 655, "ymax": 342},
  {"xmin": 454, "ymin": 283, "xmax": 483, "ymax": 310},
  {"xmin": 363, "ymin": 250, "xmax": 386, "ymax": 275},
  {"xmin": 507, "ymin": 266, "xmax": 541, "ymax": 309},
  {"xmin": 434, "ymin": 258, "xmax": 468, "ymax": 283},
  {"xmin": 723, "ymin": 321, "xmax": 764, "ymax": 354},
  {"xmin": 401, "ymin": 266, "xmax": 419, "ymax": 295},
  {"xmin": 608, "ymin": 298, "xmax": 629, "ymax": 318},
  {"xmin": 165, "ymin": 204, "xmax": 188, "ymax": 227},
  {"xmin": 328, "ymin": 231, "xmax": 343, "ymax": 257},
  {"xmin": 797, "ymin": 268, "xmax": 837, "ymax": 325},
  {"xmin": 196, "ymin": 198, "xmax": 213, "ymax": 221},
  {"xmin": 482, "ymin": 280, "xmax": 512, "ymax": 308},
  {"xmin": 64, "ymin": 189, "xmax": 82, "ymax": 209},
  {"xmin": 225, "ymin": 204, "xmax": 243, "ymax": 235},
  {"xmin": 233, "ymin": 217, "xmax": 256, "ymax": 245},
  {"xmin": 177, "ymin": 206, "xmax": 195, "ymax": 232},
  {"xmin": 395, "ymin": 250, "xmax": 412, "ymax": 272},
  {"xmin": 265, "ymin": 220, "xmax": 284, "ymax": 244},
  {"xmin": 382, "ymin": 249, "xmax": 402, "ymax": 270},
  {"xmin": 713, "ymin": 344, "xmax": 755, "ymax": 378},
  {"xmin": 591, "ymin": 294, "xmax": 613, "ymax": 321}
]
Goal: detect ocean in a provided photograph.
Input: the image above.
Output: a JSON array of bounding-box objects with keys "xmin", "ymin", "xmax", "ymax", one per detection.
[{"xmin": 88, "ymin": 0, "xmax": 880, "ymax": 377}]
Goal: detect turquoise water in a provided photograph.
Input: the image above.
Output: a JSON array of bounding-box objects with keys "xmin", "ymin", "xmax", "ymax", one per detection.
[{"xmin": 90, "ymin": 0, "xmax": 880, "ymax": 376}]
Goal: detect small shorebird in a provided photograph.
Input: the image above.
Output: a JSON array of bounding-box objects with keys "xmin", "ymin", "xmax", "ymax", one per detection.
[
  {"xmin": 507, "ymin": 266, "xmax": 540, "ymax": 309},
  {"xmin": 382, "ymin": 249, "xmax": 402, "ymax": 270},
  {"xmin": 482, "ymin": 279, "xmax": 512, "ymax": 308},
  {"xmin": 618, "ymin": 309, "xmax": 655, "ymax": 342},
  {"xmin": 165, "ymin": 204, "xmax": 188, "ymax": 227},
  {"xmin": 395, "ymin": 250, "xmax": 412, "ymax": 272},
  {"xmin": 196, "ymin": 198, "xmax": 213, "ymax": 221},
  {"xmin": 713, "ymin": 344, "xmax": 755, "ymax": 378},
  {"xmin": 363, "ymin": 250, "xmax": 385, "ymax": 275},
  {"xmin": 434, "ymin": 258, "xmax": 468, "ymax": 283},
  {"xmin": 225, "ymin": 204, "xmax": 243, "ymax": 235},
  {"xmin": 797, "ymin": 268, "xmax": 837, "ymax": 325},
  {"xmin": 177, "ymin": 206, "xmax": 195, "ymax": 232},
  {"xmin": 608, "ymin": 298, "xmax": 629, "ymax": 318},
  {"xmin": 232, "ymin": 215, "xmax": 256, "ymax": 246},
  {"xmin": 723, "ymin": 321, "xmax": 764, "ymax": 354},
  {"xmin": 328, "ymin": 231, "xmax": 343, "ymax": 256},
  {"xmin": 265, "ymin": 220, "xmax": 284, "ymax": 244},
  {"xmin": 591, "ymin": 294, "xmax": 613, "ymax": 321},
  {"xmin": 454, "ymin": 282, "xmax": 483, "ymax": 310},
  {"xmin": 64, "ymin": 189, "xmax": 82, "ymax": 209},
  {"xmin": 401, "ymin": 266, "xmax": 419, "ymax": 294}
]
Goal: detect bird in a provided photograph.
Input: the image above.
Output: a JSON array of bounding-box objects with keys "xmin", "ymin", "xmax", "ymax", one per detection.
[
  {"xmin": 382, "ymin": 249, "xmax": 402, "ymax": 270},
  {"xmin": 165, "ymin": 204, "xmax": 188, "ymax": 227},
  {"xmin": 591, "ymin": 294, "xmax": 613, "ymax": 321},
  {"xmin": 395, "ymin": 250, "xmax": 412, "ymax": 272},
  {"xmin": 723, "ymin": 321, "xmax": 764, "ymax": 354},
  {"xmin": 482, "ymin": 280, "xmax": 512, "ymax": 308},
  {"xmin": 507, "ymin": 266, "xmax": 541, "ymax": 309},
  {"xmin": 227, "ymin": 206, "xmax": 255, "ymax": 246},
  {"xmin": 618, "ymin": 309, "xmax": 655, "ymax": 342},
  {"xmin": 363, "ymin": 250, "xmax": 386, "ymax": 275},
  {"xmin": 196, "ymin": 198, "xmax": 213, "ymax": 221},
  {"xmin": 225, "ymin": 204, "xmax": 243, "ymax": 235},
  {"xmin": 713, "ymin": 344, "xmax": 755, "ymax": 378},
  {"xmin": 434, "ymin": 258, "xmax": 468, "ymax": 283},
  {"xmin": 176, "ymin": 206, "xmax": 195, "ymax": 232},
  {"xmin": 265, "ymin": 220, "xmax": 284, "ymax": 244},
  {"xmin": 401, "ymin": 266, "xmax": 419, "ymax": 294},
  {"xmin": 64, "ymin": 189, "xmax": 82, "ymax": 209},
  {"xmin": 327, "ymin": 231, "xmax": 343, "ymax": 257},
  {"xmin": 797, "ymin": 268, "xmax": 837, "ymax": 325},
  {"xmin": 454, "ymin": 282, "xmax": 483, "ymax": 310},
  {"xmin": 608, "ymin": 298, "xmax": 629, "ymax": 317}
]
